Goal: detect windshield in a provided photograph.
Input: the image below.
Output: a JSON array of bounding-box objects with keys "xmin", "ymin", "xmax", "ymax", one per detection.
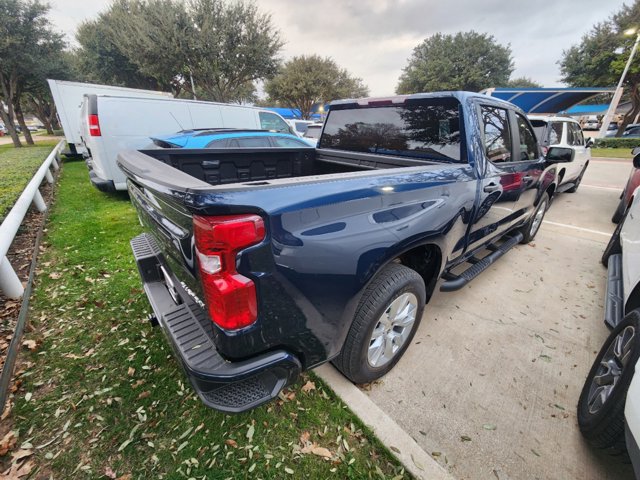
[{"xmin": 319, "ymin": 97, "xmax": 463, "ymax": 163}]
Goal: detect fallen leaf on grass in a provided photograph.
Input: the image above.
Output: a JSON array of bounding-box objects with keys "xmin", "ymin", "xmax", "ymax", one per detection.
[
  {"xmin": 225, "ymin": 439, "xmax": 238, "ymax": 448},
  {"xmin": 116, "ymin": 475, "xmax": 132, "ymax": 480},
  {"xmin": 10, "ymin": 450, "xmax": 32, "ymax": 462},
  {"xmin": 0, "ymin": 431, "xmax": 16, "ymax": 456},
  {"xmin": 299, "ymin": 431, "xmax": 310, "ymax": 445},
  {"xmin": 2, "ymin": 459, "xmax": 34, "ymax": 479},
  {"xmin": 22, "ymin": 340, "xmax": 37, "ymax": 351},
  {"xmin": 137, "ymin": 391, "xmax": 150, "ymax": 400},
  {"xmin": 246, "ymin": 424, "xmax": 255, "ymax": 443},
  {"xmin": 104, "ymin": 467, "xmax": 117, "ymax": 479},
  {"xmin": 300, "ymin": 444, "xmax": 333, "ymax": 459},
  {"xmin": 301, "ymin": 381, "xmax": 316, "ymax": 393},
  {"xmin": 48, "ymin": 272, "xmax": 62, "ymax": 279},
  {"xmin": 127, "ymin": 367, "xmax": 135, "ymax": 376}
]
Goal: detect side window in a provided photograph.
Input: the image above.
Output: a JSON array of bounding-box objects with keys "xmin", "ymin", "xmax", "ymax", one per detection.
[
  {"xmin": 549, "ymin": 122, "xmax": 563, "ymax": 145},
  {"xmin": 259, "ymin": 112, "xmax": 291, "ymax": 133},
  {"xmin": 272, "ymin": 137, "xmax": 307, "ymax": 148},
  {"xmin": 481, "ymin": 106, "xmax": 512, "ymax": 163},
  {"xmin": 205, "ymin": 139, "xmax": 228, "ymax": 148},
  {"xmin": 516, "ymin": 113, "xmax": 539, "ymax": 161},
  {"xmin": 238, "ymin": 137, "xmax": 271, "ymax": 147},
  {"xmin": 568, "ymin": 123, "xmax": 584, "ymax": 146}
]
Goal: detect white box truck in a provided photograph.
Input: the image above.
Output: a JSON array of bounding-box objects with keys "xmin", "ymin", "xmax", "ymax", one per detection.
[
  {"xmin": 79, "ymin": 94, "xmax": 295, "ymax": 191},
  {"xmin": 47, "ymin": 79, "xmax": 172, "ymax": 156}
]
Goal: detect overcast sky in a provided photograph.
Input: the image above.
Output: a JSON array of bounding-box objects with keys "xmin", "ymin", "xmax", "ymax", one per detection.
[{"xmin": 49, "ymin": 0, "xmax": 629, "ymax": 96}]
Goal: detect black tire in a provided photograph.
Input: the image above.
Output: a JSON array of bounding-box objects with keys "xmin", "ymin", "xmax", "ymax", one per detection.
[
  {"xmin": 566, "ymin": 162, "xmax": 589, "ymax": 193},
  {"xmin": 612, "ymin": 196, "xmax": 626, "ymax": 224},
  {"xmin": 577, "ymin": 310, "xmax": 640, "ymax": 454},
  {"xmin": 602, "ymin": 212, "xmax": 625, "ymax": 267},
  {"xmin": 519, "ymin": 193, "xmax": 549, "ymax": 244},
  {"xmin": 332, "ymin": 263, "xmax": 426, "ymax": 384}
]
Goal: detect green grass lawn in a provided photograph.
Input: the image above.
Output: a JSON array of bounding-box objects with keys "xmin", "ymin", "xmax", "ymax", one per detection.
[
  {"xmin": 8, "ymin": 160, "xmax": 407, "ymax": 479},
  {"xmin": 591, "ymin": 147, "xmax": 633, "ymax": 159},
  {"xmin": 0, "ymin": 140, "xmax": 60, "ymax": 222}
]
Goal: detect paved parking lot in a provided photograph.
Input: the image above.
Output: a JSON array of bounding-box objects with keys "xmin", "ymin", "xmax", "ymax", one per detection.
[{"xmin": 365, "ymin": 158, "xmax": 635, "ymax": 479}]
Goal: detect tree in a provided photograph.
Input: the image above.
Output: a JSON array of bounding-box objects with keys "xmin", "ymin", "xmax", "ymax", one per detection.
[
  {"xmin": 396, "ymin": 31, "xmax": 513, "ymax": 94},
  {"xmin": 75, "ymin": 10, "xmax": 162, "ymax": 90},
  {"xmin": 502, "ymin": 76, "xmax": 543, "ymax": 88},
  {"xmin": 80, "ymin": 0, "xmax": 283, "ymax": 102},
  {"xmin": 560, "ymin": 2, "xmax": 640, "ymax": 134},
  {"xmin": 0, "ymin": 0, "xmax": 65, "ymax": 146},
  {"xmin": 189, "ymin": 0, "xmax": 282, "ymax": 102},
  {"xmin": 265, "ymin": 55, "xmax": 369, "ymax": 119}
]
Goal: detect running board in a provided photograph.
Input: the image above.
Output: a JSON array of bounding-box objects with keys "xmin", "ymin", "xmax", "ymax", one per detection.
[{"xmin": 440, "ymin": 232, "xmax": 524, "ymax": 292}]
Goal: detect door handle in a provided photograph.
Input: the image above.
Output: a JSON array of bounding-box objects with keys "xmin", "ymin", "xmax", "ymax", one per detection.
[
  {"xmin": 522, "ymin": 175, "xmax": 533, "ymax": 182},
  {"xmin": 483, "ymin": 183, "xmax": 499, "ymax": 193}
]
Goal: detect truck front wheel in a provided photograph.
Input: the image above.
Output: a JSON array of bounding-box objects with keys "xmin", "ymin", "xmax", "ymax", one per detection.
[
  {"xmin": 333, "ymin": 264, "xmax": 426, "ymax": 384},
  {"xmin": 520, "ymin": 192, "xmax": 549, "ymax": 244}
]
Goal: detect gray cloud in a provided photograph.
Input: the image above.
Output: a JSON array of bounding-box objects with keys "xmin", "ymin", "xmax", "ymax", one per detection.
[{"xmin": 49, "ymin": 0, "xmax": 628, "ymax": 95}]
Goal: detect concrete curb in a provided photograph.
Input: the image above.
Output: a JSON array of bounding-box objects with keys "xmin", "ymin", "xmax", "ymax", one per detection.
[{"xmin": 315, "ymin": 364, "xmax": 454, "ymax": 480}]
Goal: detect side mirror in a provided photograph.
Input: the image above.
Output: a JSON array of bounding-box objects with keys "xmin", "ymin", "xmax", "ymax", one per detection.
[
  {"xmin": 546, "ymin": 146, "xmax": 575, "ymax": 163},
  {"xmin": 632, "ymin": 146, "xmax": 640, "ymax": 157},
  {"xmin": 585, "ymin": 138, "xmax": 594, "ymax": 148},
  {"xmin": 634, "ymin": 153, "xmax": 640, "ymax": 169}
]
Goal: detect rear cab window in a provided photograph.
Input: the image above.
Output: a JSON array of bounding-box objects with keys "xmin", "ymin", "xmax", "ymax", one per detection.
[{"xmin": 319, "ymin": 97, "xmax": 464, "ymax": 163}]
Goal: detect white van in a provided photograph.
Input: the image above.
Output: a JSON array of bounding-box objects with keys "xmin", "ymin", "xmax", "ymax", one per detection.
[
  {"xmin": 79, "ymin": 95, "xmax": 295, "ymax": 191},
  {"xmin": 47, "ymin": 79, "xmax": 172, "ymax": 156}
]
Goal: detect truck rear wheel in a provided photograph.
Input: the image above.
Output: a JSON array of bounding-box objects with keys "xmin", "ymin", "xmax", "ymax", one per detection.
[{"xmin": 333, "ymin": 264, "xmax": 425, "ymax": 384}]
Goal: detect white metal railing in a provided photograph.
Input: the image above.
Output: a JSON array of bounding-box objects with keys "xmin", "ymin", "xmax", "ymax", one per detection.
[{"xmin": 0, "ymin": 139, "xmax": 64, "ymax": 299}]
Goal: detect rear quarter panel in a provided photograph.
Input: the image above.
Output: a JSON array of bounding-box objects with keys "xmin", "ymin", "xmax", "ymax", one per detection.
[{"xmin": 126, "ymin": 161, "xmax": 478, "ymax": 368}]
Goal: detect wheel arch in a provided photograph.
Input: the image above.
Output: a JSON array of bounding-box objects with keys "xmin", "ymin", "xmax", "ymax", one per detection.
[{"xmin": 396, "ymin": 243, "xmax": 442, "ymax": 303}]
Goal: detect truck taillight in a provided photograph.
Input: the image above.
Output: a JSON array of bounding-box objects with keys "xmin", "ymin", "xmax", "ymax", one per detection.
[
  {"xmin": 88, "ymin": 114, "xmax": 101, "ymax": 136},
  {"xmin": 193, "ymin": 214, "xmax": 265, "ymax": 330}
]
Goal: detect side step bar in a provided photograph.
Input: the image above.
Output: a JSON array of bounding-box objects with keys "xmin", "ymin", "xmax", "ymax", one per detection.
[
  {"xmin": 440, "ymin": 232, "xmax": 524, "ymax": 292},
  {"xmin": 604, "ymin": 253, "xmax": 624, "ymax": 329}
]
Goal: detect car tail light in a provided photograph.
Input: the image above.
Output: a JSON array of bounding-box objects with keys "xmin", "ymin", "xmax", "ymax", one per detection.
[
  {"xmin": 88, "ymin": 114, "xmax": 101, "ymax": 136},
  {"xmin": 193, "ymin": 214, "xmax": 265, "ymax": 330}
]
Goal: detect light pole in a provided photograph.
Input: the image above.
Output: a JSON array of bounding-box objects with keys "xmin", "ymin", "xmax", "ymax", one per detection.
[{"xmin": 598, "ymin": 28, "xmax": 640, "ymax": 138}]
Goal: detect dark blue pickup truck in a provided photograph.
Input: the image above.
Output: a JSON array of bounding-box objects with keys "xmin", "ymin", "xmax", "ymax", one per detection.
[{"xmin": 118, "ymin": 92, "xmax": 560, "ymax": 413}]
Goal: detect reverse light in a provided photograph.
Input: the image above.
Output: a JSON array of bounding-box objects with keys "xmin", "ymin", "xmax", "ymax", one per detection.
[
  {"xmin": 193, "ymin": 214, "xmax": 265, "ymax": 330},
  {"xmin": 88, "ymin": 114, "xmax": 101, "ymax": 136}
]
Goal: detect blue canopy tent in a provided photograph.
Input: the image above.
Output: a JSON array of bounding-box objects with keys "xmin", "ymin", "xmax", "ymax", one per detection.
[{"xmin": 481, "ymin": 87, "xmax": 614, "ymax": 114}]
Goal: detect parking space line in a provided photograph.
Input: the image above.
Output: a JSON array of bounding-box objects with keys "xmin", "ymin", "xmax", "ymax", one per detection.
[
  {"xmin": 542, "ymin": 220, "xmax": 611, "ymax": 237},
  {"xmin": 581, "ymin": 184, "xmax": 623, "ymax": 191}
]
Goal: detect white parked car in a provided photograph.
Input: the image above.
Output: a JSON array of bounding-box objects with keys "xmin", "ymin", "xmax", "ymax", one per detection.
[
  {"xmin": 529, "ymin": 115, "xmax": 592, "ymax": 194},
  {"xmin": 285, "ymin": 119, "xmax": 316, "ymax": 138},
  {"xmin": 579, "ymin": 159, "xmax": 640, "ymax": 473},
  {"xmin": 301, "ymin": 122, "xmax": 323, "ymax": 146}
]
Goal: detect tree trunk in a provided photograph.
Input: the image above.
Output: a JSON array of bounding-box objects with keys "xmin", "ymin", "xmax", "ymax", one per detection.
[
  {"xmin": 0, "ymin": 108, "xmax": 21, "ymax": 147},
  {"xmin": 14, "ymin": 100, "xmax": 34, "ymax": 145},
  {"xmin": 0, "ymin": 72, "xmax": 22, "ymax": 147},
  {"xmin": 619, "ymin": 83, "xmax": 640, "ymax": 136}
]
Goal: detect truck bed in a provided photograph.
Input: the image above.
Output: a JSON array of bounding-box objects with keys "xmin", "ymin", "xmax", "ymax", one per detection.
[{"xmin": 137, "ymin": 147, "xmax": 443, "ymax": 186}]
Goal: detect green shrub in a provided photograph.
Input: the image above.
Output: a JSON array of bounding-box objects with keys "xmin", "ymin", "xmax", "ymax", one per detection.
[{"xmin": 593, "ymin": 137, "xmax": 640, "ymax": 149}]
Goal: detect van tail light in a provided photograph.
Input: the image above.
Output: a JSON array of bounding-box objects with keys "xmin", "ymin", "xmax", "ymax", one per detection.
[
  {"xmin": 88, "ymin": 114, "xmax": 101, "ymax": 136},
  {"xmin": 193, "ymin": 214, "xmax": 265, "ymax": 330}
]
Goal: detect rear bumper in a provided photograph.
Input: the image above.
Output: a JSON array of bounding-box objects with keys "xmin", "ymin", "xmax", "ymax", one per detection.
[
  {"xmin": 130, "ymin": 233, "xmax": 301, "ymax": 413},
  {"xmin": 86, "ymin": 160, "xmax": 116, "ymax": 192}
]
